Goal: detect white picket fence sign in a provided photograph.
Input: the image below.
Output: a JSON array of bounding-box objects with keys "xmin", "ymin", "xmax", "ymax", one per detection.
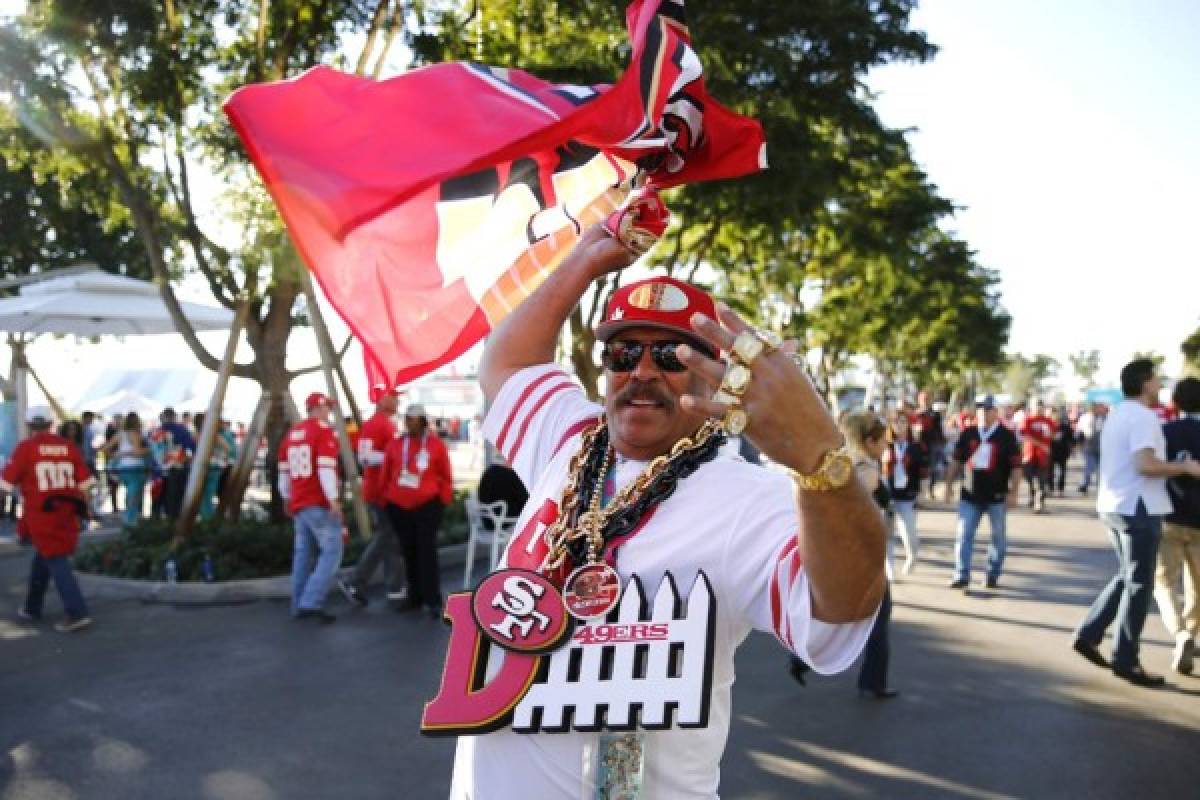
[{"xmin": 511, "ymin": 570, "xmax": 716, "ymax": 733}]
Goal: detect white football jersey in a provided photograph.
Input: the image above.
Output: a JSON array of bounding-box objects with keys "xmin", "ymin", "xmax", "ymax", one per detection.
[{"xmin": 452, "ymin": 364, "xmax": 874, "ymax": 799}]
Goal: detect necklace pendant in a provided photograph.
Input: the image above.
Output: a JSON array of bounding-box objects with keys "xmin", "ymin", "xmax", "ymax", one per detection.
[
  {"xmin": 576, "ymin": 510, "xmax": 604, "ymax": 539},
  {"xmin": 563, "ymin": 562, "xmax": 622, "ymax": 621}
]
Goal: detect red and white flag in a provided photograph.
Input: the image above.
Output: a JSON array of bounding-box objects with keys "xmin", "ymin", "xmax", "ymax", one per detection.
[{"xmin": 225, "ymin": 0, "xmax": 766, "ymax": 393}]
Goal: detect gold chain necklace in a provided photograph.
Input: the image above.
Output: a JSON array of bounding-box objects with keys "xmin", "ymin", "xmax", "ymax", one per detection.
[{"xmin": 539, "ymin": 417, "xmax": 723, "ymax": 576}]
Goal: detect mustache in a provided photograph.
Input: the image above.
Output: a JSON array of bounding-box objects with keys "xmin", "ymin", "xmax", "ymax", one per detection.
[{"xmin": 615, "ymin": 380, "xmax": 674, "ymax": 409}]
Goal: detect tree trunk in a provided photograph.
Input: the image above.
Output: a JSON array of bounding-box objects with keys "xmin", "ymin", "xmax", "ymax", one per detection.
[{"xmin": 568, "ymin": 307, "xmax": 602, "ymax": 401}]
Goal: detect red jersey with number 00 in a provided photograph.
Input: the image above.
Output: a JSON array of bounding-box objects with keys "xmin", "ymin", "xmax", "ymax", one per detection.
[
  {"xmin": 277, "ymin": 418, "xmax": 339, "ymax": 515},
  {"xmin": 2, "ymin": 431, "xmax": 91, "ymax": 557}
]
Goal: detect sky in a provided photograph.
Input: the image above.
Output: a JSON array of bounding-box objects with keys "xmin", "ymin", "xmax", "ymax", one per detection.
[
  {"xmin": 6, "ymin": 0, "xmax": 1200, "ymax": 414},
  {"xmin": 867, "ymin": 0, "xmax": 1200, "ymax": 389}
]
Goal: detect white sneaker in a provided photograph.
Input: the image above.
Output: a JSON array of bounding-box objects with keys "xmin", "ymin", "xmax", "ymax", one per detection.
[
  {"xmin": 54, "ymin": 616, "xmax": 93, "ymax": 633},
  {"xmin": 16, "ymin": 607, "xmax": 38, "ymax": 622},
  {"xmin": 1171, "ymin": 636, "xmax": 1195, "ymax": 675}
]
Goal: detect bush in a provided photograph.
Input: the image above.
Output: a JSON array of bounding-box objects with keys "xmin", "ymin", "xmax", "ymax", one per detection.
[{"xmin": 75, "ymin": 492, "xmax": 471, "ymax": 581}]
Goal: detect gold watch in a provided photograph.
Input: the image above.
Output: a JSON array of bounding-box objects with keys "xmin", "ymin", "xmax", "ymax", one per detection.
[{"xmin": 792, "ymin": 442, "xmax": 854, "ymax": 492}]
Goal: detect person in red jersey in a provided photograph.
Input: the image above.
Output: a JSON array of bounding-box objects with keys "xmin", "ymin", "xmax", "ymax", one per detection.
[
  {"xmin": 339, "ymin": 384, "xmax": 405, "ymax": 608},
  {"xmin": 381, "ymin": 402, "xmax": 453, "ymax": 618},
  {"xmin": 1020, "ymin": 397, "xmax": 1057, "ymax": 513},
  {"xmin": 4, "ymin": 405, "xmax": 96, "ymax": 632},
  {"xmin": 278, "ymin": 392, "xmax": 343, "ymax": 623}
]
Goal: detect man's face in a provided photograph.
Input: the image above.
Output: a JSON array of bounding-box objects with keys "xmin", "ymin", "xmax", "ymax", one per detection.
[
  {"xmin": 1146, "ymin": 375, "xmax": 1163, "ymax": 402},
  {"xmin": 977, "ymin": 406, "xmax": 997, "ymax": 428},
  {"xmin": 379, "ymin": 393, "xmax": 399, "ymax": 416},
  {"xmin": 405, "ymin": 415, "xmax": 425, "ymax": 436},
  {"xmin": 602, "ymin": 326, "xmax": 709, "ymax": 461},
  {"xmin": 312, "ymin": 404, "xmax": 332, "ymax": 423},
  {"xmin": 917, "ymin": 390, "xmax": 930, "ymax": 409},
  {"xmin": 1029, "ymin": 397, "xmax": 1042, "ymax": 414}
]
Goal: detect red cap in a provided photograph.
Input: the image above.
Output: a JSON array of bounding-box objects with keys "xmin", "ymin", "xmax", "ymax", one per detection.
[
  {"xmin": 369, "ymin": 382, "xmax": 401, "ymax": 403},
  {"xmin": 305, "ymin": 392, "xmax": 332, "ymax": 411},
  {"xmin": 594, "ymin": 275, "xmax": 717, "ymax": 353}
]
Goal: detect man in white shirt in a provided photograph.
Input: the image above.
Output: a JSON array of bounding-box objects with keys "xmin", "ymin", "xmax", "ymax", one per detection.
[
  {"xmin": 444, "ymin": 194, "xmax": 885, "ymax": 798},
  {"xmin": 1073, "ymin": 359, "xmax": 1200, "ymax": 687}
]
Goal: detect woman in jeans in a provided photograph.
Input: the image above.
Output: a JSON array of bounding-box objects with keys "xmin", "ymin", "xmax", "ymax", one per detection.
[
  {"xmin": 883, "ymin": 411, "xmax": 927, "ymax": 576},
  {"xmin": 102, "ymin": 412, "xmax": 150, "ymax": 527}
]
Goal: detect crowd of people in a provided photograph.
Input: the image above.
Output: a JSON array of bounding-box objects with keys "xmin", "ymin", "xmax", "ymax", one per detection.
[{"xmin": 50, "ymin": 407, "xmax": 241, "ymax": 526}]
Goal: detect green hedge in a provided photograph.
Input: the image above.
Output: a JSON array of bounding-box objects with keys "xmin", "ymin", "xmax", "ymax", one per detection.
[{"xmin": 75, "ymin": 490, "xmax": 470, "ymax": 582}]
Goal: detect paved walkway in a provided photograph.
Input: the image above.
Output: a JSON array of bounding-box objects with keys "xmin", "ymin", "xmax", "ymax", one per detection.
[{"xmin": 2, "ymin": 479, "xmax": 1198, "ymax": 799}]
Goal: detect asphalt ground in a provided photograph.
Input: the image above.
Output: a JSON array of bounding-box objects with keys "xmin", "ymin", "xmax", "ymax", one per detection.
[{"xmin": 2, "ymin": 469, "xmax": 1198, "ymax": 799}]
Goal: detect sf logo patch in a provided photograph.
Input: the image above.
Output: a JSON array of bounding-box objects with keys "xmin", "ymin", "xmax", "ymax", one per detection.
[{"xmin": 471, "ymin": 569, "xmax": 572, "ymax": 655}]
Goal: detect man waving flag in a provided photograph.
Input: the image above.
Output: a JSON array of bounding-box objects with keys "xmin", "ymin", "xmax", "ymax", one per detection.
[{"xmin": 225, "ymin": 0, "xmax": 765, "ymax": 389}]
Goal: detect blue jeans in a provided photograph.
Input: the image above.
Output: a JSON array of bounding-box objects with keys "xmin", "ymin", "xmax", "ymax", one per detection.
[
  {"xmin": 955, "ymin": 500, "xmax": 1007, "ymax": 581},
  {"xmin": 1076, "ymin": 501, "xmax": 1162, "ymax": 670},
  {"xmin": 25, "ymin": 554, "xmax": 88, "ymax": 619},
  {"xmin": 1080, "ymin": 449, "xmax": 1100, "ymax": 490},
  {"xmin": 291, "ymin": 507, "xmax": 344, "ymax": 614}
]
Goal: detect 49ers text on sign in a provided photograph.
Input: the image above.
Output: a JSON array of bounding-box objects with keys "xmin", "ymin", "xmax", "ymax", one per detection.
[{"xmin": 421, "ymin": 571, "xmax": 716, "ymax": 736}]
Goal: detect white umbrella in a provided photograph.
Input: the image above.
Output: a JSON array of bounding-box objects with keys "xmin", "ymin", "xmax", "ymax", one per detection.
[{"xmin": 0, "ymin": 270, "xmax": 233, "ymax": 336}]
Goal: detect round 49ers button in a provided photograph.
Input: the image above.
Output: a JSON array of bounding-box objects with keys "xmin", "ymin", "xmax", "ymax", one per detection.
[
  {"xmin": 471, "ymin": 568, "xmax": 572, "ymax": 654},
  {"xmin": 563, "ymin": 563, "xmax": 622, "ymax": 621}
]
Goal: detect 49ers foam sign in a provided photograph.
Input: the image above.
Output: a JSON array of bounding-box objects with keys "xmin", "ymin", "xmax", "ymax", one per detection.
[{"xmin": 421, "ymin": 571, "xmax": 716, "ymax": 736}]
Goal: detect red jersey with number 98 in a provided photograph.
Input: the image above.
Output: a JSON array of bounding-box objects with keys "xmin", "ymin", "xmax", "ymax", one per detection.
[
  {"xmin": 277, "ymin": 417, "xmax": 339, "ymax": 515},
  {"xmin": 2, "ymin": 431, "xmax": 91, "ymax": 557}
]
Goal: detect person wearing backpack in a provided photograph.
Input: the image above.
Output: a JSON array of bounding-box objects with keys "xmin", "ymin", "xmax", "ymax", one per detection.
[{"xmin": 1156, "ymin": 377, "xmax": 1200, "ymax": 675}]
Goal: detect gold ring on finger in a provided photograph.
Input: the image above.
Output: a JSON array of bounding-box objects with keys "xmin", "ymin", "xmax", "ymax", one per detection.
[
  {"xmin": 756, "ymin": 329, "xmax": 782, "ymax": 353},
  {"xmin": 712, "ymin": 388, "xmax": 738, "ymax": 405},
  {"xmin": 732, "ymin": 332, "xmax": 765, "ymax": 365},
  {"xmin": 723, "ymin": 406, "xmax": 749, "ymax": 436},
  {"xmin": 721, "ymin": 361, "xmax": 753, "ymax": 396}
]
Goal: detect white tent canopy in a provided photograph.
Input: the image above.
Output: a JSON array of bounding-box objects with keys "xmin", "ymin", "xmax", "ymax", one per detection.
[{"xmin": 0, "ymin": 270, "xmax": 234, "ymax": 336}]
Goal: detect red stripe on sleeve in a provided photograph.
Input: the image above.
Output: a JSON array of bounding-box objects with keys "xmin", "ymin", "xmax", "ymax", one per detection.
[
  {"xmin": 551, "ymin": 416, "xmax": 596, "ymax": 461},
  {"xmin": 771, "ymin": 540, "xmax": 799, "ymax": 647},
  {"xmin": 494, "ymin": 370, "xmax": 566, "ymax": 455},
  {"xmin": 505, "ymin": 381, "xmax": 574, "ymax": 463}
]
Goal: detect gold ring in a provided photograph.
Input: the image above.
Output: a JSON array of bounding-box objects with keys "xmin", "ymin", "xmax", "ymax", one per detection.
[
  {"xmin": 712, "ymin": 388, "xmax": 738, "ymax": 405},
  {"xmin": 720, "ymin": 361, "xmax": 752, "ymax": 396},
  {"xmin": 723, "ymin": 406, "xmax": 749, "ymax": 436},
  {"xmin": 756, "ymin": 329, "xmax": 782, "ymax": 352},
  {"xmin": 732, "ymin": 332, "xmax": 765, "ymax": 365}
]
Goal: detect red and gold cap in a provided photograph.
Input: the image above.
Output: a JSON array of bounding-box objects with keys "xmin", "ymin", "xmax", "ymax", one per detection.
[{"xmin": 594, "ymin": 275, "xmax": 717, "ymax": 354}]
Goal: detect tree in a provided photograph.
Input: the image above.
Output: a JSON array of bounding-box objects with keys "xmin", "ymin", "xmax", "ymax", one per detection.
[
  {"xmin": 414, "ymin": 0, "xmax": 940, "ymax": 397},
  {"xmin": 1132, "ymin": 350, "xmax": 1166, "ymax": 377},
  {"xmin": 1068, "ymin": 349, "xmax": 1101, "ymax": 390},
  {"xmin": 1005, "ymin": 354, "xmax": 1058, "ymax": 403},
  {"xmin": 0, "ymin": 0, "xmax": 401, "ymax": 518},
  {"xmin": 1183, "ymin": 325, "xmax": 1200, "ymax": 376}
]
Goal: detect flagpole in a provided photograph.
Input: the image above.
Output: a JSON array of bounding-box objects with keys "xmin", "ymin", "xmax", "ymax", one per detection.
[{"xmin": 300, "ymin": 272, "xmax": 373, "ymax": 542}]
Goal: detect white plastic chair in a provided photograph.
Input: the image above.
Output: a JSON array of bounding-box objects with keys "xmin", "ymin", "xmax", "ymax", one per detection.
[{"xmin": 463, "ymin": 495, "xmax": 519, "ymax": 588}]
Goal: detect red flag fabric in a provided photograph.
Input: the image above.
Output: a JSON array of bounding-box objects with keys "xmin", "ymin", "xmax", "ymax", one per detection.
[{"xmin": 225, "ymin": 0, "xmax": 766, "ymax": 391}]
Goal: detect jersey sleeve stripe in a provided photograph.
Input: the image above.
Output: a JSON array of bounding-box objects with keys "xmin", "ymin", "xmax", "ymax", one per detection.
[
  {"xmin": 550, "ymin": 416, "xmax": 597, "ymax": 461},
  {"xmin": 494, "ymin": 369, "xmax": 568, "ymax": 455},
  {"xmin": 316, "ymin": 456, "xmax": 338, "ymax": 467},
  {"xmin": 770, "ymin": 539, "xmax": 799, "ymax": 648},
  {"xmin": 504, "ymin": 380, "xmax": 575, "ymax": 464}
]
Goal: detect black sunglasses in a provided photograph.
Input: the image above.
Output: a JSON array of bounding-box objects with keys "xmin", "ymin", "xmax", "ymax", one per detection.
[{"xmin": 601, "ymin": 340, "xmax": 711, "ymax": 373}]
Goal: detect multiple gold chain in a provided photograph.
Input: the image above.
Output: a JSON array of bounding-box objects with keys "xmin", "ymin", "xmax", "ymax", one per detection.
[{"xmin": 539, "ymin": 416, "xmax": 724, "ymax": 576}]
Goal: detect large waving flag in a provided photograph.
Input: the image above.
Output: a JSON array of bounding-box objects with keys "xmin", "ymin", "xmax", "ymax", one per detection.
[{"xmin": 225, "ymin": 0, "xmax": 766, "ymax": 390}]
